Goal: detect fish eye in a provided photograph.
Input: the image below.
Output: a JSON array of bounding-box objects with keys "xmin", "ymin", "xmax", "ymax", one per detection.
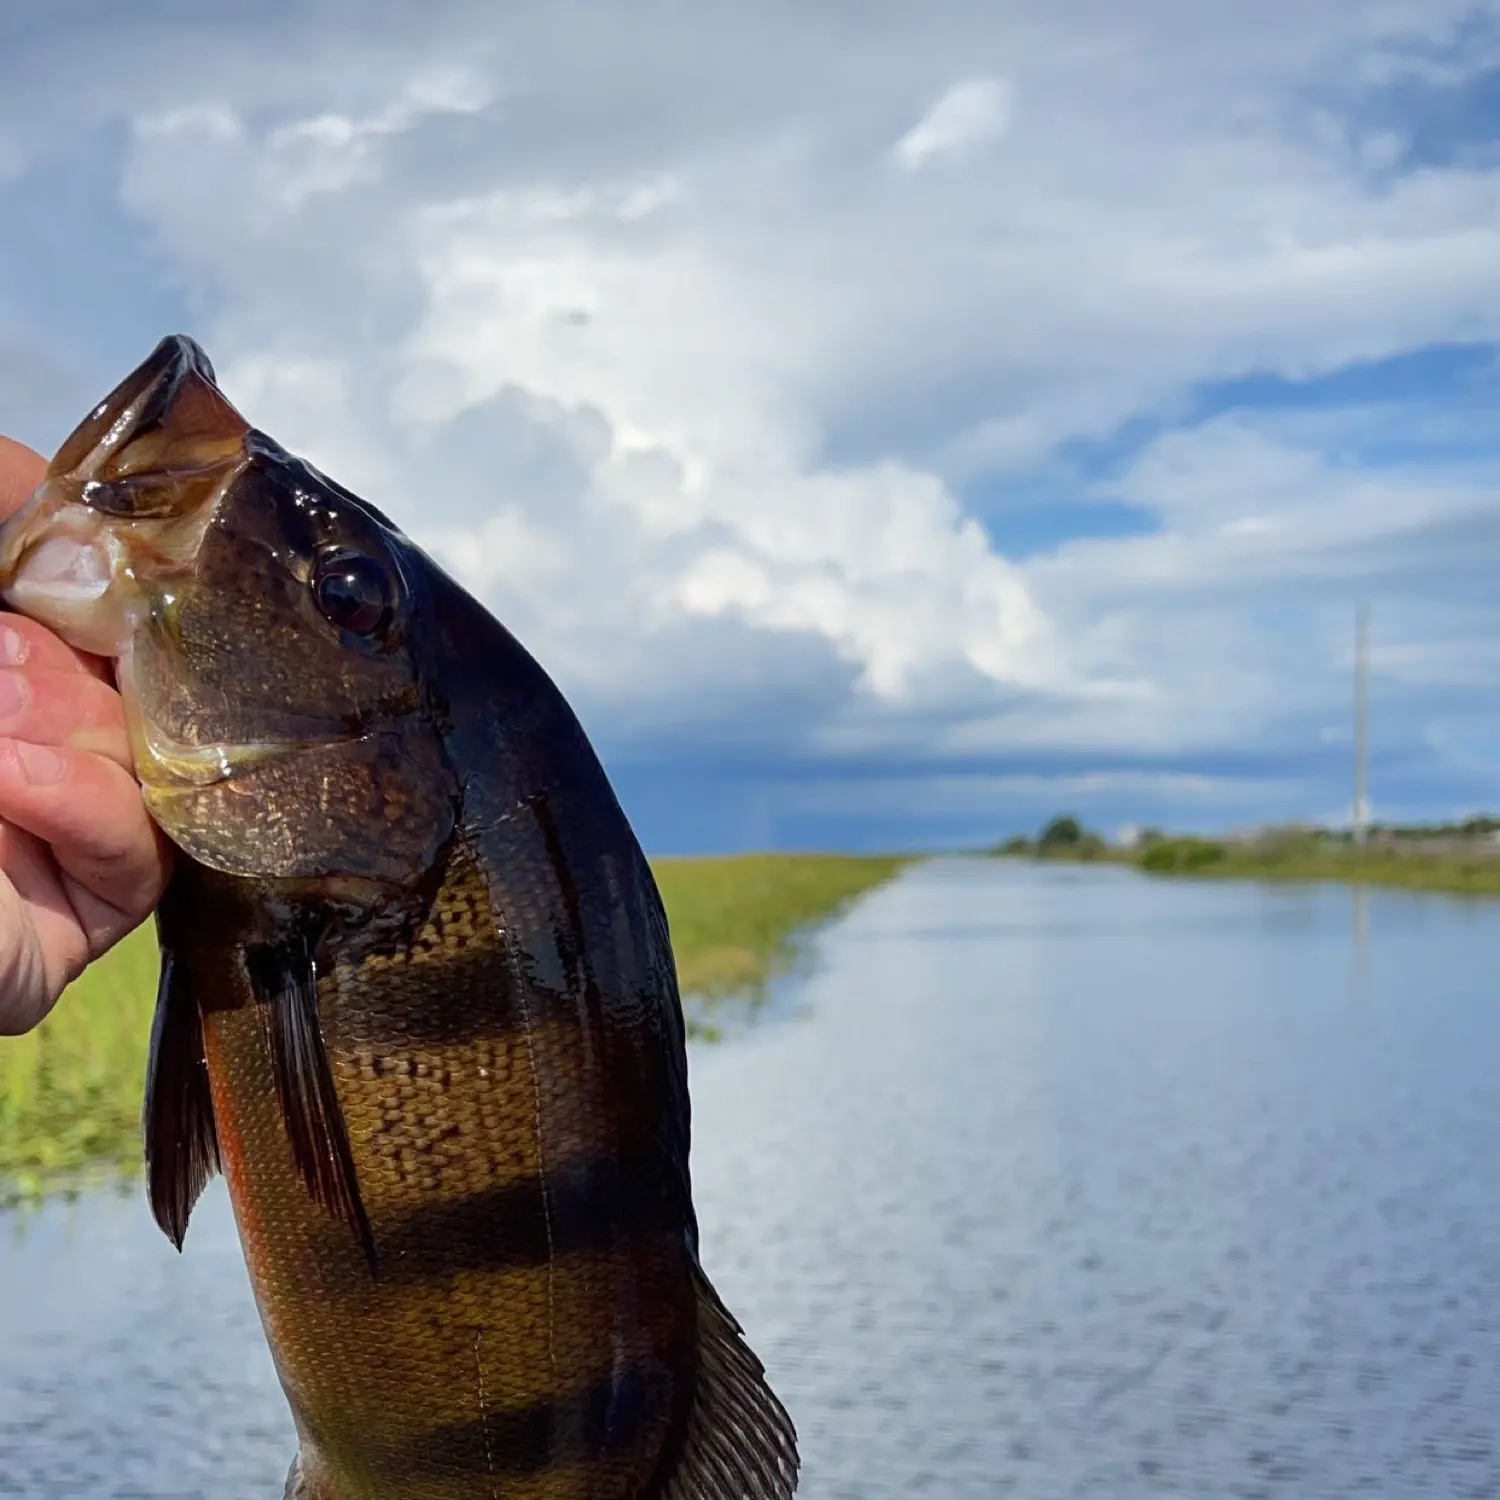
[{"xmin": 311, "ymin": 549, "xmax": 394, "ymax": 638}]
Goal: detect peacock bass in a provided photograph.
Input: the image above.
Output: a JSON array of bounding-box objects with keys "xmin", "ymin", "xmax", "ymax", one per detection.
[{"xmin": 0, "ymin": 336, "xmax": 798, "ymax": 1500}]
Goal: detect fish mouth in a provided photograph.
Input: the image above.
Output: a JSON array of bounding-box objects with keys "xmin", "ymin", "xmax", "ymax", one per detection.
[
  {"xmin": 0, "ymin": 334, "xmax": 252, "ymax": 657},
  {"xmin": 0, "ymin": 336, "xmax": 339, "ymax": 793},
  {"xmin": 48, "ymin": 334, "xmax": 227, "ymax": 487}
]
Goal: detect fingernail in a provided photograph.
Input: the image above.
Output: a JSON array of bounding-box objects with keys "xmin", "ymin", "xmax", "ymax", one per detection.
[
  {"xmin": 0, "ymin": 625, "xmax": 28, "ymax": 665},
  {"xmin": 15, "ymin": 741, "xmax": 65, "ymax": 784},
  {"xmin": 0, "ymin": 671, "xmax": 26, "ymax": 721}
]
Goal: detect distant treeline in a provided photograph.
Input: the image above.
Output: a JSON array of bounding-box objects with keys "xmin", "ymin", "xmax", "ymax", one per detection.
[
  {"xmin": 993, "ymin": 815, "xmax": 1110, "ymax": 860},
  {"xmin": 991, "ymin": 813, "xmax": 1500, "ymax": 887}
]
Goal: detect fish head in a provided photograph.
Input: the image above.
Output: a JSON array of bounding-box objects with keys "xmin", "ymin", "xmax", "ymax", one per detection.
[{"xmin": 0, "ymin": 335, "xmax": 457, "ymax": 888}]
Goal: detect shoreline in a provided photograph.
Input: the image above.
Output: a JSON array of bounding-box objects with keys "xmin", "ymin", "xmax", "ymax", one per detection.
[
  {"xmin": 1, "ymin": 852, "xmax": 910, "ymax": 1208},
  {"xmin": 1139, "ymin": 858, "xmax": 1500, "ymax": 898},
  {"xmin": 998, "ymin": 845, "xmax": 1500, "ymax": 898}
]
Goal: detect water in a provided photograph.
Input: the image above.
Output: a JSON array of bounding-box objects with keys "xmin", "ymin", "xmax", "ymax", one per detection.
[{"xmin": 6, "ymin": 859, "xmax": 1500, "ymax": 1497}]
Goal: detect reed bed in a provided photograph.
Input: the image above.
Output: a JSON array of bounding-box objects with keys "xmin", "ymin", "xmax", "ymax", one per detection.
[
  {"xmin": 0, "ymin": 852, "xmax": 907, "ymax": 1203},
  {"xmin": 1133, "ymin": 836, "xmax": 1500, "ymax": 894}
]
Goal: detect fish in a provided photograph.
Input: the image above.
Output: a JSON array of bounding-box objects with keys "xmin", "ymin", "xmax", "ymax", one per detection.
[{"xmin": 0, "ymin": 336, "xmax": 799, "ymax": 1500}]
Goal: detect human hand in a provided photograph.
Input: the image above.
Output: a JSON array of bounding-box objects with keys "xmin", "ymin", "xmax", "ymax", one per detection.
[{"xmin": 0, "ymin": 435, "xmax": 170, "ymax": 1034}]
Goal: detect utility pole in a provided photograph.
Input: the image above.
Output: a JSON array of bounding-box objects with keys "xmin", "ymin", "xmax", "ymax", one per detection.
[{"xmin": 1353, "ymin": 602, "xmax": 1369, "ymax": 846}]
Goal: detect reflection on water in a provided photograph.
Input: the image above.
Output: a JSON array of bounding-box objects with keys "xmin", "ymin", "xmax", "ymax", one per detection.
[
  {"xmin": 1352, "ymin": 883, "xmax": 1369, "ymax": 1005},
  {"xmin": 7, "ymin": 859, "xmax": 1500, "ymax": 1497},
  {"xmin": 0, "ymin": 1183, "xmax": 290, "ymax": 1498}
]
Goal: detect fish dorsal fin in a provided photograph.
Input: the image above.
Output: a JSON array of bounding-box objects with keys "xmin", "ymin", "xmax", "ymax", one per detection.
[
  {"xmin": 143, "ymin": 948, "xmax": 221, "ymax": 1249},
  {"xmin": 244, "ymin": 936, "xmax": 378, "ymax": 1275},
  {"xmin": 661, "ymin": 1263, "xmax": 799, "ymax": 1500}
]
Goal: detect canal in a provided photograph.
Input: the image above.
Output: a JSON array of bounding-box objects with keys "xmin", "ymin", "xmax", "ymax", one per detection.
[{"xmin": 5, "ymin": 858, "xmax": 1500, "ymax": 1497}]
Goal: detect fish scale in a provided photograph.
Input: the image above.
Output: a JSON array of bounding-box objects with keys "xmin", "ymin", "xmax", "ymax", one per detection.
[
  {"xmin": 172, "ymin": 786, "xmax": 702, "ymax": 1499},
  {"xmin": 0, "ymin": 335, "xmax": 798, "ymax": 1500}
]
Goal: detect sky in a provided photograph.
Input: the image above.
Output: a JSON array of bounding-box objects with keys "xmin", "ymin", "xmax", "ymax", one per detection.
[{"xmin": 1, "ymin": 1, "xmax": 1500, "ymax": 852}]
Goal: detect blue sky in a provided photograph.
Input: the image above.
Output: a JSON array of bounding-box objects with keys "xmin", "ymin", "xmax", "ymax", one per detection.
[{"xmin": 3, "ymin": 1, "xmax": 1500, "ymax": 852}]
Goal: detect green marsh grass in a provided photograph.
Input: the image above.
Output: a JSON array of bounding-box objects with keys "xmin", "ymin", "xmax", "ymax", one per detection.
[
  {"xmin": 0, "ymin": 922, "xmax": 159, "ymax": 1204},
  {"xmin": 654, "ymin": 852, "xmax": 909, "ymax": 999},
  {"xmin": 0, "ymin": 852, "xmax": 908, "ymax": 1204},
  {"xmin": 1009, "ymin": 825, "xmax": 1500, "ymax": 896},
  {"xmin": 1135, "ymin": 838, "xmax": 1500, "ymax": 895}
]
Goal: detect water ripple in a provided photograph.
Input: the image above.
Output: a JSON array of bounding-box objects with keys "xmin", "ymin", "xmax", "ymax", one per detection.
[{"xmin": 5, "ymin": 860, "xmax": 1500, "ymax": 1496}]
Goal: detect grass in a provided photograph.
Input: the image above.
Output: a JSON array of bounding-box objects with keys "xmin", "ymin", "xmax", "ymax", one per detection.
[
  {"xmin": 0, "ymin": 852, "xmax": 908, "ymax": 1205},
  {"xmin": 1134, "ymin": 835, "xmax": 1500, "ymax": 895},
  {"xmin": 993, "ymin": 812, "xmax": 1500, "ymax": 898},
  {"xmin": 0, "ymin": 922, "xmax": 160, "ymax": 1206},
  {"xmin": 654, "ymin": 852, "xmax": 909, "ymax": 997}
]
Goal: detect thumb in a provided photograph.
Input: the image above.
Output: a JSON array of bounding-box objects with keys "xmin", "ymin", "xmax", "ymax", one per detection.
[{"xmin": 0, "ymin": 436, "xmax": 47, "ymax": 522}]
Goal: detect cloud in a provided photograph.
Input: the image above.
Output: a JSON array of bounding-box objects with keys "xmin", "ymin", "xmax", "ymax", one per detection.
[
  {"xmin": 254, "ymin": 68, "xmax": 494, "ymax": 208},
  {"xmin": 117, "ymin": 87, "xmax": 1064, "ymax": 709},
  {"xmin": 893, "ymin": 78, "xmax": 1013, "ymax": 171},
  {"xmin": 4, "ymin": 0, "xmax": 1500, "ymax": 843}
]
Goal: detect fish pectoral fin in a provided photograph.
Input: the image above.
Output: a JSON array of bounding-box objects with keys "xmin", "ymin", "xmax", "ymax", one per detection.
[
  {"xmin": 662, "ymin": 1262, "xmax": 800, "ymax": 1500},
  {"xmin": 143, "ymin": 948, "xmax": 221, "ymax": 1250},
  {"xmin": 245, "ymin": 936, "xmax": 377, "ymax": 1275}
]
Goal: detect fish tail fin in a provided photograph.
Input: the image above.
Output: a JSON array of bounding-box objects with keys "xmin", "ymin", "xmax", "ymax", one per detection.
[{"xmin": 659, "ymin": 1262, "xmax": 799, "ymax": 1499}]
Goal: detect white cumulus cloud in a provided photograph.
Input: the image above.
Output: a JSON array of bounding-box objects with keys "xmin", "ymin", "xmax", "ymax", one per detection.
[
  {"xmin": 893, "ymin": 78, "xmax": 1013, "ymax": 170},
  {"xmin": 2, "ymin": 0, "xmax": 1499, "ymax": 835}
]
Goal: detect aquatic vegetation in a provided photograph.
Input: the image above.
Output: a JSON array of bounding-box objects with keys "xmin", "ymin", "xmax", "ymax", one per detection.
[
  {"xmin": 1137, "ymin": 837, "xmax": 1228, "ymax": 872},
  {"xmin": 657, "ymin": 852, "xmax": 909, "ymax": 997},
  {"xmin": 1139, "ymin": 842, "xmax": 1500, "ymax": 894},
  {"xmin": 0, "ymin": 922, "xmax": 159, "ymax": 1202},
  {"xmin": 0, "ymin": 853, "xmax": 907, "ymax": 1204},
  {"xmin": 998, "ymin": 813, "xmax": 1500, "ymax": 895}
]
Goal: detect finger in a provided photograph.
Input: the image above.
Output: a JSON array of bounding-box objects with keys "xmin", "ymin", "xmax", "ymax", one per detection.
[
  {"xmin": 0, "ymin": 611, "xmax": 113, "ymax": 680},
  {"xmin": 0, "ymin": 613, "xmax": 105, "ymax": 676},
  {"xmin": 0, "ymin": 820, "xmax": 86, "ymax": 1018},
  {"xmin": 0, "ymin": 436, "xmax": 45, "ymax": 520},
  {"xmin": 0, "ymin": 666, "xmax": 132, "ymax": 772},
  {"xmin": 0, "ymin": 737, "xmax": 169, "ymax": 934}
]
